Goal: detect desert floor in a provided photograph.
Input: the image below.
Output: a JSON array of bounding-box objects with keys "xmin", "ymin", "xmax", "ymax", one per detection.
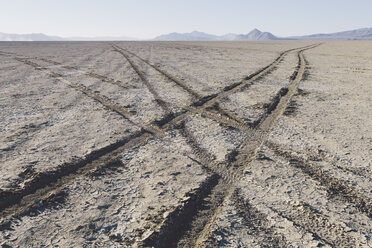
[{"xmin": 0, "ymin": 41, "xmax": 371, "ymax": 247}]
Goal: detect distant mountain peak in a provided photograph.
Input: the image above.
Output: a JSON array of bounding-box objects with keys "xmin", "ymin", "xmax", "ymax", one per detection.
[{"xmin": 250, "ymin": 28, "xmax": 261, "ymax": 33}]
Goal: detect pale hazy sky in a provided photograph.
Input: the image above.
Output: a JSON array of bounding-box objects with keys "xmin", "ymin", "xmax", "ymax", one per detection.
[{"xmin": 1, "ymin": 0, "xmax": 371, "ymax": 38}]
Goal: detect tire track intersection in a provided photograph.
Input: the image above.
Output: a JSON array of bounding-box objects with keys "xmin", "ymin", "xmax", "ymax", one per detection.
[{"xmin": 0, "ymin": 43, "xmax": 312, "ymax": 220}]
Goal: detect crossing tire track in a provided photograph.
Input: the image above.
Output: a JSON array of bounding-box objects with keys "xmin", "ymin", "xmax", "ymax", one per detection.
[
  {"xmin": 112, "ymin": 44, "xmax": 202, "ymax": 100},
  {"xmin": 139, "ymin": 45, "xmax": 321, "ymax": 247},
  {"xmin": 112, "ymin": 45, "xmax": 249, "ymax": 130},
  {"xmin": 0, "ymin": 44, "xmax": 319, "ymax": 242},
  {"xmin": 112, "ymin": 44, "xmax": 316, "ymax": 131}
]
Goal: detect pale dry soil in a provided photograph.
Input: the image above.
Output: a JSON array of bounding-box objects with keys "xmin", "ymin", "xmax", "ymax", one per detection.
[{"xmin": 0, "ymin": 41, "xmax": 371, "ymax": 247}]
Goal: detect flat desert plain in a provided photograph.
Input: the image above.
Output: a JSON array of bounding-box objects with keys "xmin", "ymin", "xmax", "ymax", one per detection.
[{"xmin": 0, "ymin": 41, "xmax": 371, "ymax": 247}]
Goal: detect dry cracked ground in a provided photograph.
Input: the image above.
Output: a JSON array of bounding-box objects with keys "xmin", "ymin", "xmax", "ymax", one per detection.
[{"xmin": 0, "ymin": 41, "xmax": 371, "ymax": 247}]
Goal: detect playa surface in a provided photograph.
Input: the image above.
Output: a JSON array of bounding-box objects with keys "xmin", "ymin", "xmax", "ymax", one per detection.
[{"xmin": 0, "ymin": 41, "xmax": 371, "ymax": 247}]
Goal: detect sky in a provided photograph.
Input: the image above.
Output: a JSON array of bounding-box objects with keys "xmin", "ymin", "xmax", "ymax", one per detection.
[{"xmin": 0, "ymin": 0, "xmax": 371, "ymax": 38}]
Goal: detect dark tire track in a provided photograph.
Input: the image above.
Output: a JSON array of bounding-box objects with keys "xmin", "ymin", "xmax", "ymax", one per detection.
[
  {"xmin": 193, "ymin": 44, "xmax": 319, "ymax": 109},
  {"xmin": 139, "ymin": 174, "xmax": 224, "ymax": 248},
  {"xmin": 139, "ymin": 121, "xmax": 231, "ymax": 247}
]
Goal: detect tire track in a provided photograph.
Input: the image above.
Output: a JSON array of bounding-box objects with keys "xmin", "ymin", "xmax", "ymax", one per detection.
[
  {"xmin": 192, "ymin": 46, "xmax": 322, "ymax": 247},
  {"xmin": 205, "ymin": 102, "xmax": 247, "ymax": 125},
  {"xmin": 268, "ymin": 140, "xmax": 372, "ymax": 179},
  {"xmin": 107, "ymin": 46, "xmax": 257, "ymax": 247},
  {"xmin": 111, "ymin": 45, "xmax": 315, "ymax": 179},
  {"xmin": 0, "ymin": 56, "xmax": 167, "ymax": 212},
  {"xmin": 1, "ymin": 56, "xmax": 164, "ymax": 193},
  {"xmin": 0, "ymin": 44, "xmax": 316, "ymax": 232},
  {"xmin": 266, "ymin": 140, "xmax": 372, "ymax": 183},
  {"xmin": 39, "ymin": 58, "xmax": 136, "ymax": 90}
]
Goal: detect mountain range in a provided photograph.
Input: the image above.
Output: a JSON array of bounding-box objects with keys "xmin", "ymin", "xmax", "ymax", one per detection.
[
  {"xmin": 153, "ymin": 29, "xmax": 281, "ymax": 41},
  {"xmin": 1, "ymin": 28, "xmax": 371, "ymax": 41}
]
